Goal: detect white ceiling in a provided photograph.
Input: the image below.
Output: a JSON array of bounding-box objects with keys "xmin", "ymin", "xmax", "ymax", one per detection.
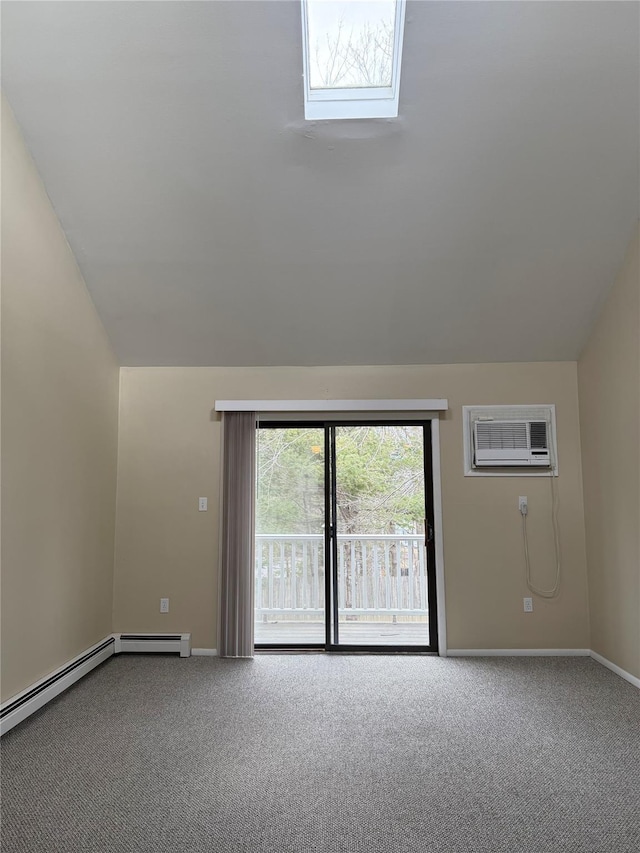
[{"xmin": 3, "ymin": 1, "xmax": 639, "ymax": 367}]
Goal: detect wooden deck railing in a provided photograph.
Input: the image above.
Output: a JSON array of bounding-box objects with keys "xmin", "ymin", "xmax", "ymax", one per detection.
[{"xmin": 255, "ymin": 534, "xmax": 427, "ymax": 619}]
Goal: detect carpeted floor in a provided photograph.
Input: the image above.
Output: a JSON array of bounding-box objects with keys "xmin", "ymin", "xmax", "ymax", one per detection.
[{"xmin": 1, "ymin": 655, "xmax": 639, "ymax": 852}]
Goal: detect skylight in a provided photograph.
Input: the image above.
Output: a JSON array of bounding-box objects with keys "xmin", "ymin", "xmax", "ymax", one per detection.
[{"xmin": 301, "ymin": 0, "xmax": 406, "ymax": 120}]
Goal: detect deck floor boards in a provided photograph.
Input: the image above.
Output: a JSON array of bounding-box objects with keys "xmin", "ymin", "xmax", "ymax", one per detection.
[{"xmin": 255, "ymin": 621, "xmax": 429, "ymax": 646}]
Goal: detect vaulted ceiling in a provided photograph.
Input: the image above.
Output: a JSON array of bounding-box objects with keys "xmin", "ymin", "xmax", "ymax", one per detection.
[{"xmin": 3, "ymin": 1, "xmax": 639, "ymax": 366}]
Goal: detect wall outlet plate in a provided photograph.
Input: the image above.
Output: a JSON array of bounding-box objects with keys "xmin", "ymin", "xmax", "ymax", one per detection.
[
  {"xmin": 160, "ymin": 598, "xmax": 169, "ymax": 613},
  {"xmin": 198, "ymin": 497, "xmax": 208, "ymax": 511},
  {"xmin": 523, "ymin": 597, "xmax": 533, "ymax": 612}
]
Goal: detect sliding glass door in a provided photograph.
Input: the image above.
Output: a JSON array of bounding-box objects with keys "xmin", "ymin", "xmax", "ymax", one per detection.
[
  {"xmin": 255, "ymin": 421, "xmax": 437, "ymax": 652},
  {"xmin": 332, "ymin": 425, "xmax": 432, "ymax": 648},
  {"xmin": 254, "ymin": 427, "xmax": 327, "ymax": 646}
]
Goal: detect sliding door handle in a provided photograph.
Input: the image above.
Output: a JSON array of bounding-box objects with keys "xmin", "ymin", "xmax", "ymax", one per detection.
[{"xmin": 424, "ymin": 519, "xmax": 434, "ymax": 544}]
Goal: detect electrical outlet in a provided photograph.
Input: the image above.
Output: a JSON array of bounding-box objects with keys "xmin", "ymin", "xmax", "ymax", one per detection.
[
  {"xmin": 523, "ymin": 597, "xmax": 533, "ymax": 612},
  {"xmin": 198, "ymin": 497, "xmax": 208, "ymax": 512},
  {"xmin": 519, "ymin": 496, "xmax": 528, "ymax": 515},
  {"xmin": 160, "ymin": 598, "xmax": 169, "ymax": 613}
]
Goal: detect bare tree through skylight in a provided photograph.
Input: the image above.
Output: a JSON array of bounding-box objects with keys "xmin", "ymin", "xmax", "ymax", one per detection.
[{"xmin": 307, "ymin": 0, "xmax": 397, "ymax": 89}]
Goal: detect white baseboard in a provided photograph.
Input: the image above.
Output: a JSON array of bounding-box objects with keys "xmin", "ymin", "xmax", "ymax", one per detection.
[
  {"xmin": 590, "ymin": 650, "xmax": 640, "ymax": 689},
  {"xmin": 0, "ymin": 636, "xmax": 115, "ymax": 736},
  {"xmin": 447, "ymin": 648, "xmax": 591, "ymax": 657},
  {"xmin": 4, "ymin": 639, "xmax": 635, "ymax": 738}
]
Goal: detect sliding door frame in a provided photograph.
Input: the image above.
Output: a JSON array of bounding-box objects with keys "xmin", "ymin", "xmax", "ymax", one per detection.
[
  {"xmin": 325, "ymin": 424, "xmax": 335, "ymax": 649},
  {"xmin": 254, "ymin": 418, "xmax": 447, "ymax": 655},
  {"xmin": 255, "ymin": 421, "xmax": 326, "ymax": 651},
  {"xmin": 326, "ymin": 419, "xmax": 436, "ymax": 654}
]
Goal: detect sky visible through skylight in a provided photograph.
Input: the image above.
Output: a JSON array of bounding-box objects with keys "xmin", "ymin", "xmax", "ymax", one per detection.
[{"xmin": 307, "ymin": 0, "xmax": 397, "ymax": 90}]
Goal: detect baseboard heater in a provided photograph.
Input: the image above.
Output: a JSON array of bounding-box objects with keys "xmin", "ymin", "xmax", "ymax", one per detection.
[
  {"xmin": 0, "ymin": 637, "xmax": 116, "ymax": 735},
  {"xmin": 1, "ymin": 633, "xmax": 191, "ymax": 736},
  {"xmin": 114, "ymin": 633, "xmax": 191, "ymax": 657}
]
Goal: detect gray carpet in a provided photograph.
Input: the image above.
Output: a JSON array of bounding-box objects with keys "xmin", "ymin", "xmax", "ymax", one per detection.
[{"xmin": 1, "ymin": 655, "xmax": 639, "ymax": 852}]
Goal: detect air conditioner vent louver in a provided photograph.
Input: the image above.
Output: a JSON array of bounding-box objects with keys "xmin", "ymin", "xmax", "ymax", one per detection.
[
  {"xmin": 475, "ymin": 422, "xmax": 528, "ymax": 450},
  {"xmin": 529, "ymin": 421, "xmax": 548, "ymax": 450}
]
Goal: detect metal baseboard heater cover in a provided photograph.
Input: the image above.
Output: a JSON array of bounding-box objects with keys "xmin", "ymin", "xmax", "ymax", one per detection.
[
  {"xmin": 114, "ymin": 633, "xmax": 191, "ymax": 657},
  {"xmin": 1, "ymin": 633, "xmax": 192, "ymax": 736},
  {"xmin": 0, "ymin": 637, "xmax": 116, "ymax": 735}
]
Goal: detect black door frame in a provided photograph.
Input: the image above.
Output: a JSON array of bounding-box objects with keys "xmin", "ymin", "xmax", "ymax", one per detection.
[{"xmin": 255, "ymin": 420, "xmax": 438, "ymax": 654}]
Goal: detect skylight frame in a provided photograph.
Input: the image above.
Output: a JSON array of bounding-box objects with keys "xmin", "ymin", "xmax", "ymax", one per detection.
[{"xmin": 301, "ymin": 0, "xmax": 407, "ymax": 120}]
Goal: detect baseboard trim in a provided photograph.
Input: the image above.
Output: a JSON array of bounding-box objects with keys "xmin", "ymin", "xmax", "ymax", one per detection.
[
  {"xmin": 590, "ymin": 651, "xmax": 640, "ymax": 689},
  {"xmin": 5, "ymin": 641, "xmax": 634, "ymax": 738},
  {"xmin": 0, "ymin": 636, "xmax": 115, "ymax": 736},
  {"xmin": 447, "ymin": 648, "xmax": 591, "ymax": 657},
  {"xmin": 114, "ymin": 633, "xmax": 191, "ymax": 658}
]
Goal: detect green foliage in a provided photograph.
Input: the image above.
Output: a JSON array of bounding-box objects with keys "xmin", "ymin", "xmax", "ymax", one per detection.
[
  {"xmin": 256, "ymin": 428, "xmax": 325, "ymax": 534},
  {"xmin": 256, "ymin": 425, "xmax": 425, "ymax": 535}
]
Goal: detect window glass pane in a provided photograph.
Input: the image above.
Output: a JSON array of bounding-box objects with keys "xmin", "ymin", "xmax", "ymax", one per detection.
[
  {"xmin": 255, "ymin": 427, "xmax": 326, "ymax": 646},
  {"xmin": 307, "ymin": 0, "xmax": 397, "ymax": 90},
  {"xmin": 334, "ymin": 425, "xmax": 428, "ymax": 647}
]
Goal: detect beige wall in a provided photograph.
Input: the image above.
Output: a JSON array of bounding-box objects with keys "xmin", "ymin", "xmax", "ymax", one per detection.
[
  {"xmin": 1, "ymin": 96, "xmax": 120, "ymax": 700},
  {"xmin": 113, "ymin": 362, "xmax": 589, "ymax": 652},
  {"xmin": 578, "ymin": 224, "xmax": 640, "ymax": 679}
]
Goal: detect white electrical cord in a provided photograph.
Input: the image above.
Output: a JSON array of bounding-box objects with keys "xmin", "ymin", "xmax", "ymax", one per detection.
[{"xmin": 522, "ymin": 471, "xmax": 561, "ymax": 598}]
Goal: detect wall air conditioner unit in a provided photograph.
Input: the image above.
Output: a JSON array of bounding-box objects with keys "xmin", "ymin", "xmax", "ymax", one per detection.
[{"xmin": 473, "ymin": 419, "xmax": 551, "ymax": 468}]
